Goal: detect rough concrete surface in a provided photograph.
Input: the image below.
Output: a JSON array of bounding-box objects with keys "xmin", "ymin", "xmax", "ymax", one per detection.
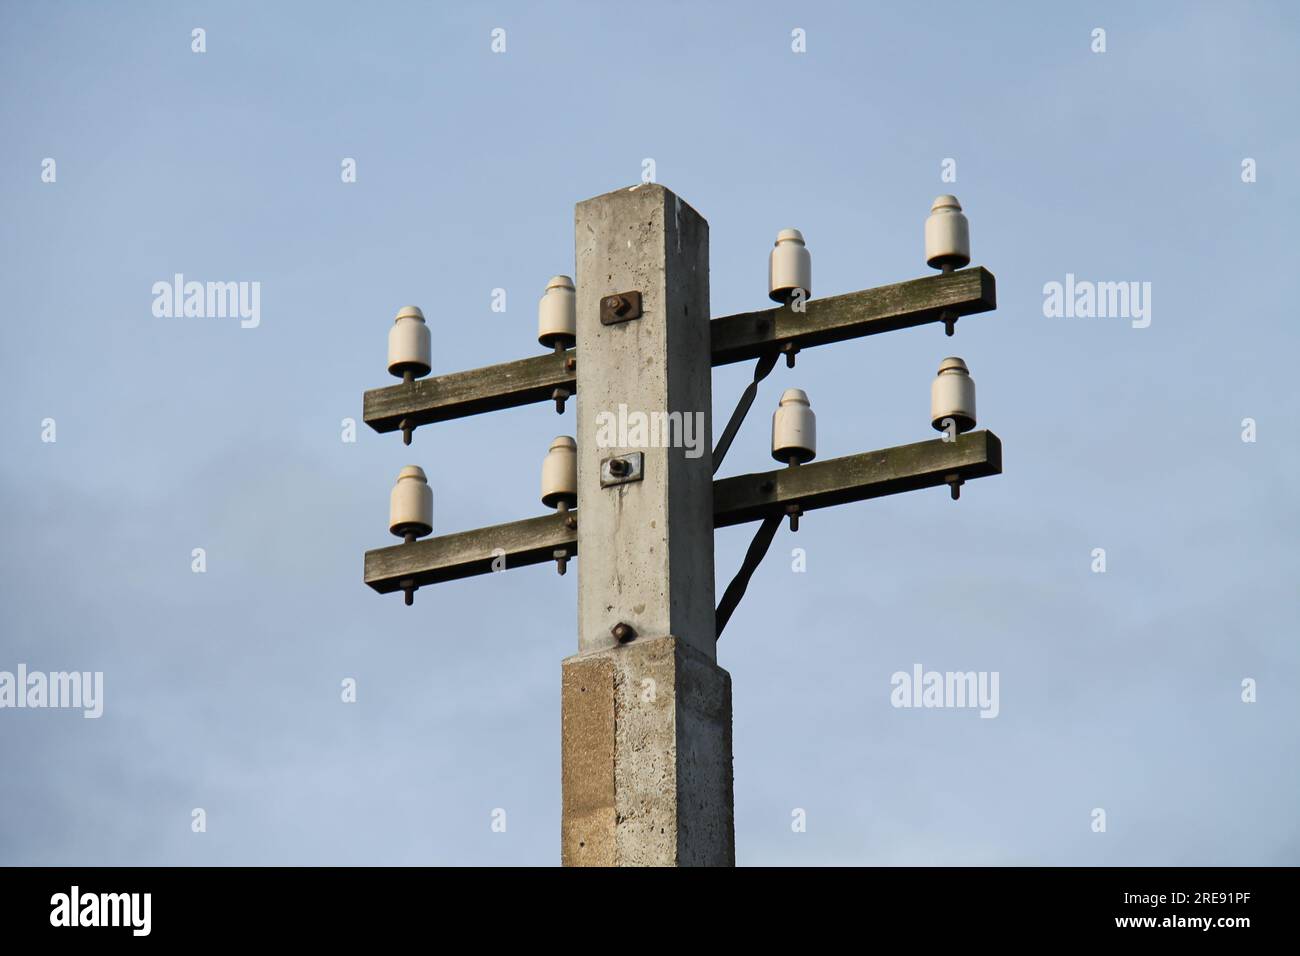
[{"xmin": 561, "ymin": 634, "xmax": 734, "ymax": 866}]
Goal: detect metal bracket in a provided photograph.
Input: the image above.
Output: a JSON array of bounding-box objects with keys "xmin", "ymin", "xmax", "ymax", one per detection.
[
  {"xmin": 600, "ymin": 291, "xmax": 642, "ymax": 325},
  {"xmin": 600, "ymin": 451, "xmax": 644, "ymax": 488}
]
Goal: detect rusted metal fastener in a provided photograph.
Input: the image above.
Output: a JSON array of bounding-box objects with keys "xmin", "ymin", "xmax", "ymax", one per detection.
[
  {"xmin": 945, "ymin": 473, "xmax": 964, "ymax": 500},
  {"xmin": 600, "ymin": 451, "xmax": 644, "ymax": 488},
  {"xmin": 564, "ymin": 355, "xmax": 576, "ymax": 372},
  {"xmin": 553, "ymin": 548, "xmax": 569, "ymax": 576},
  {"xmin": 611, "ymin": 622, "xmax": 636, "ymax": 643},
  {"xmin": 600, "ymin": 290, "xmax": 642, "ymax": 325},
  {"xmin": 782, "ymin": 341, "xmax": 799, "ymax": 368},
  {"xmin": 552, "ymin": 387, "xmax": 569, "ymax": 414}
]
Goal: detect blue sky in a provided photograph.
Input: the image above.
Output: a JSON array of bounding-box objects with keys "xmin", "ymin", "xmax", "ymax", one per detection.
[{"xmin": 1, "ymin": 0, "xmax": 1297, "ymax": 865}]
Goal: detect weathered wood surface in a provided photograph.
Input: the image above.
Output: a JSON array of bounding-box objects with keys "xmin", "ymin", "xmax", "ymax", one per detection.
[
  {"xmin": 365, "ymin": 431, "xmax": 1002, "ymax": 592},
  {"xmin": 363, "ymin": 268, "xmax": 996, "ymax": 433},
  {"xmin": 364, "ymin": 512, "xmax": 576, "ymax": 593},
  {"xmin": 709, "ymin": 266, "xmax": 995, "ymax": 365},
  {"xmin": 364, "ymin": 351, "xmax": 574, "ymax": 434},
  {"xmin": 712, "ymin": 430, "xmax": 1001, "ymax": 527}
]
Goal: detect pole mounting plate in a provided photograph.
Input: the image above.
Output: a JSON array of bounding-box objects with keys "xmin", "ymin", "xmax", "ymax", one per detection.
[
  {"xmin": 600, "ymin": 291, "xmax": 642, "ymax": 325},
  {"xmin": 600, "ymin": 451, "xmax": 644, "ymax": 488}
]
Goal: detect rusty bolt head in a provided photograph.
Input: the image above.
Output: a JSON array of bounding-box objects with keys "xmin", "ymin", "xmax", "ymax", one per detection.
[
  {"xmin": 611, "ymin": 622, "xmax": 635, "ymax": 643},
  {"xmin": 606, "ymin": 295, "xmax": 628, "ymax": 316},
  {"xmin": 608, "ymin": 458, "xmax": 630, "ymax": 477}
]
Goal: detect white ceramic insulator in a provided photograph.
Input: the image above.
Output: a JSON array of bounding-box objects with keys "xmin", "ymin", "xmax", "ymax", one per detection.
[
  {"xmin": 924, "ymin": 195, "xmax": 970, "ymax": 270},
  {"xmin": 771, "ymin": 388, "xmax": 817, "ymax": 463},
  {"xmin": 389, "ymin": 465, "xmax": 434, "ymax": 537},
  {"xmin": 388, "ymin": 305, "xmax": 432, "ymax": 378},
  {"xmin": 930, "ymin": 356, "xmax": 977, "ymax": 432},
  {"xmin": 538, "ymin": 275, "xmax": 576, "ymax": 349},
  {"xmin": 541, "ymin": 435, "xmax": 578, "ymax": 509},
  {"xmin": 768, "ymin": 228, "xmax": 812, "ymax": 303}
]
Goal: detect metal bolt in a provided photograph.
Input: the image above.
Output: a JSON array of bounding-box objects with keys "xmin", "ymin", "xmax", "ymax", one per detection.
[
  {"xmin": 552, "ymin": 387, "xmax": 569, "ymax": 414},
  {"xmin": 611, "ymin": 622, "xmax": 636, "ymax": 643},
  {"xmin": 553, "ymin": 548, "xmax": 569, "ymax": 575},
  {"xmin": 400, "ymin": 418, "xmax": 414, "ymax": 446},
  {"xmin": 608, "ymin": 458, "xmax": 630, "ymax": 477},
  {"xmin": 785, "ymin": 503, "xmax": 802, "ymax": 532},
  {"xmin": 946, "ymin": 473, "xmax": 964, "ymax": 500},
  {"xmin": 399, "ymin": 578, "xmax": 416, "ymax": 606},
  {"xmin": 606, "ymin": 295, "xmax": 628, "ymax": 316},
  {"xmin": 565, "ymin": 355, "xmax": 577, "ymax": 372},
  {"xmin": 782, "ymin": 454, "xmax": 803, "ymax": 530},
  {"xmin": 782, "ymin": 341, "xmax": 799, "ymax": 368}
]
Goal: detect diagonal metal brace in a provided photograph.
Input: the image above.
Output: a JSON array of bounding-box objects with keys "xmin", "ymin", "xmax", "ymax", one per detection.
[
  {"xmin": 712, "ymin": 352, "xmax": 780, "ymax": 475},
  {"xmin": 714, "ymin": 515, "xmax": 783, "ymax": 640}
]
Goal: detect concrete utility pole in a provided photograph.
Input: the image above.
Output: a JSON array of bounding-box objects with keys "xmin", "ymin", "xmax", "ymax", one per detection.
[
  {"xmin": 563, "ymin": 187, "xmax": 730, "ymax": 865},
  {"xmin": 361, "ymin": 183, "xmax": 1003, "ymax": 866}
]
